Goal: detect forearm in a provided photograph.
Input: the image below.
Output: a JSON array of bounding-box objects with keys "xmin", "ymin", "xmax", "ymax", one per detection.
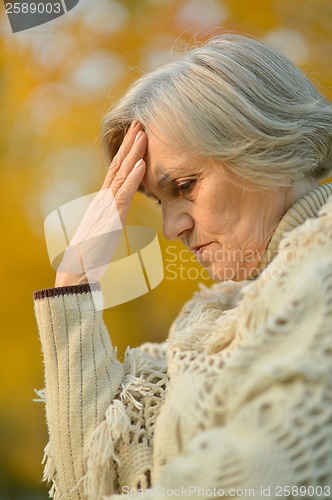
[{"xmin": 34, "ymin": 284, "xmax": 124, "ymax": 499}]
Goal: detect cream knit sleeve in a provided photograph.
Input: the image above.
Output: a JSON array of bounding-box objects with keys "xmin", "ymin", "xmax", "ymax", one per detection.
[{"xmin": 34, "ymin": 284, "xmax": 125, "ymax": 500}]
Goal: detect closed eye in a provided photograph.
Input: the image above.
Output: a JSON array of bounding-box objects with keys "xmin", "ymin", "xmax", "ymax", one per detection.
[{"xmin": 177, "ymin": 179, "xmax": 197, "ymax": 196}]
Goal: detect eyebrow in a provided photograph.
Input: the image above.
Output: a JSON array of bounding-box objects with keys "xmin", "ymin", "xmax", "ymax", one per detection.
[
  {"xmin": 156, "ymin": 172, "xmax": 170, "ymax": 188},
  {"xmin": 138, "ymin": 164, "xmax": 171, "ymax": 196}
]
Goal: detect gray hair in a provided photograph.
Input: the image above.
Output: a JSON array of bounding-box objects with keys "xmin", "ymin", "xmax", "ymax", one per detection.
[{"xmin": 102, "ymin": 33, "xmax": 332, "ymax": 187}]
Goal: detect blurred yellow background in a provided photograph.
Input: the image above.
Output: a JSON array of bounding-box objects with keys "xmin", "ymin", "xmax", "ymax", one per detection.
[{"xmin": 0, "ymin": 0, "xmax": 331, "ymax": 497}]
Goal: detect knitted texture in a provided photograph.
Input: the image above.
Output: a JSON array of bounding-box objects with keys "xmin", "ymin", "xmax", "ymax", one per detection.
[{"xmin": 34, "ymin": 185, "xmax": 332, "ymax": 499}]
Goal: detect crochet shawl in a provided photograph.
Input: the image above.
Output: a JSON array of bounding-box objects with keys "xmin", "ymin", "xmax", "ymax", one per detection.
[{"xmin": 34, "ymin": 183, "xmax": 332, "ymax": 499}]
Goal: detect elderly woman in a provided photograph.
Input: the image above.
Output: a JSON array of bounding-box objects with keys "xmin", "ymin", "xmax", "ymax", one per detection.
[{"xmin": 34, "ymin": 34, "xmax": 332, "ymax": 499}]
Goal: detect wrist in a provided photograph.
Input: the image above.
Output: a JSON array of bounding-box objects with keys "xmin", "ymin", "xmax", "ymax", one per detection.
[{"xmin": 55, "ymin": 272, "xmax": 89, "ymax": 288}]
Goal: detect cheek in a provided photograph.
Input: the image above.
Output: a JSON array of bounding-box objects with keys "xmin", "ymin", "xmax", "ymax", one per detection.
[{"xmin": 194, "ymin": 196, "xmax": 228, "ymax": 232}]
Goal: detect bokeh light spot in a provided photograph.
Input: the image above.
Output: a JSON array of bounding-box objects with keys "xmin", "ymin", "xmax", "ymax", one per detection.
[
  {"xmin": 176, "ymin": 0, "xmax": 228, "ymax": 29},
  {"xmin": 265, "ymin": 29, "xmax": 309, "ymax": 66}
]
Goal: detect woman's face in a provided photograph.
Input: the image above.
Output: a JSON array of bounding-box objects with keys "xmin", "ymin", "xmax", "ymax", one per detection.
[{"xmin": 140, "ymin": 125, "xmax": 291, "ymax": 281}]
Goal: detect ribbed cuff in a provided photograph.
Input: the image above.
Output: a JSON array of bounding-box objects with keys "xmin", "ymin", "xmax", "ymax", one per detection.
[{"xmin": 33, "ymin": 282, "xmax": 101, "ymax": 301}]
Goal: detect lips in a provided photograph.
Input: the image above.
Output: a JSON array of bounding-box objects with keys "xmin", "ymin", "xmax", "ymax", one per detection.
[
  {"xmin": 191, "ymin": 242, "xmax": 214, "ymax": 255},
  {"xmin": 189, "ymin": 241, "xmax": 218, "ymax": 263},
  {"xmin": 194, "ymin": 243, "xmax": 211, "ymax": 253}
]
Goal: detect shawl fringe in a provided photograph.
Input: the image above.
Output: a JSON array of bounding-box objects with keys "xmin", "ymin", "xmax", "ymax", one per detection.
[
  {"xmin": 84, "ymin": 399, "xmax": 130, "ymax": 498},
  {"xmin": 42, "ymin": 441, "xmax": 63, "ymax": 499}
]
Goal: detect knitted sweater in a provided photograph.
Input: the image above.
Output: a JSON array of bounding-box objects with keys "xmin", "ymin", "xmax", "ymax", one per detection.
[{"xmin": 34, "ymin": 183, "xmax": 332, "ymax": 500}]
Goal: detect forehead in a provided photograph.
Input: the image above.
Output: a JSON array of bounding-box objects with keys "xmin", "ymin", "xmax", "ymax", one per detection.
[
  {"xmin": 140, "ymin": 127, "xmax": 183, "ymax": 185},
  {"xmin": 143, "ymin": 124, "xmax": 203, "ymax": 171},
  {"xmin": 145, "ymin": 125, "xmax": 180, "ymax": 161}
]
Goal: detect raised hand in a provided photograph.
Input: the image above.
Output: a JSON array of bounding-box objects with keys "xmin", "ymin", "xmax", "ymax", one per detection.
[{"xmin": 55, "ymin": 121, "xmax": 147, "ymax": 287}]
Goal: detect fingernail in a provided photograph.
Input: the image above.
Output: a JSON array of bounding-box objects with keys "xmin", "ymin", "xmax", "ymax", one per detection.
[
  {"xmin": 134, "ymin": 130, "xmax": 144, "ymax": 143},
  {"xmin": 134, "ymin": 159, "xmax": 145, "ymax": 169}
]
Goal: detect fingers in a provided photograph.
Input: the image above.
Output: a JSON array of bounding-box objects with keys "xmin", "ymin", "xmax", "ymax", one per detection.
[
  {"xmin": 102, "ymin": 120, "xmax": 145, "ymax": 189},
  {"xmin": 100, "ymin": 119, "xmax": 147, "ymax": 225},
  {"xmin": 111, "ymin": 130, "xmax": 147, "ymax": 194},
  {"xmin": 55, "ymin": 121, "xmax": 148, "ymax": 286},
  {"xmin": 115, "ymin": 158, "xmax": 146, "ymax": 224}
]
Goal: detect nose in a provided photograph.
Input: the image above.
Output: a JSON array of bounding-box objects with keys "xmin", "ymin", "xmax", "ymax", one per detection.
[{"xmin": 162, "ymin": 200, "xmax": 193, "ymax": 240}]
